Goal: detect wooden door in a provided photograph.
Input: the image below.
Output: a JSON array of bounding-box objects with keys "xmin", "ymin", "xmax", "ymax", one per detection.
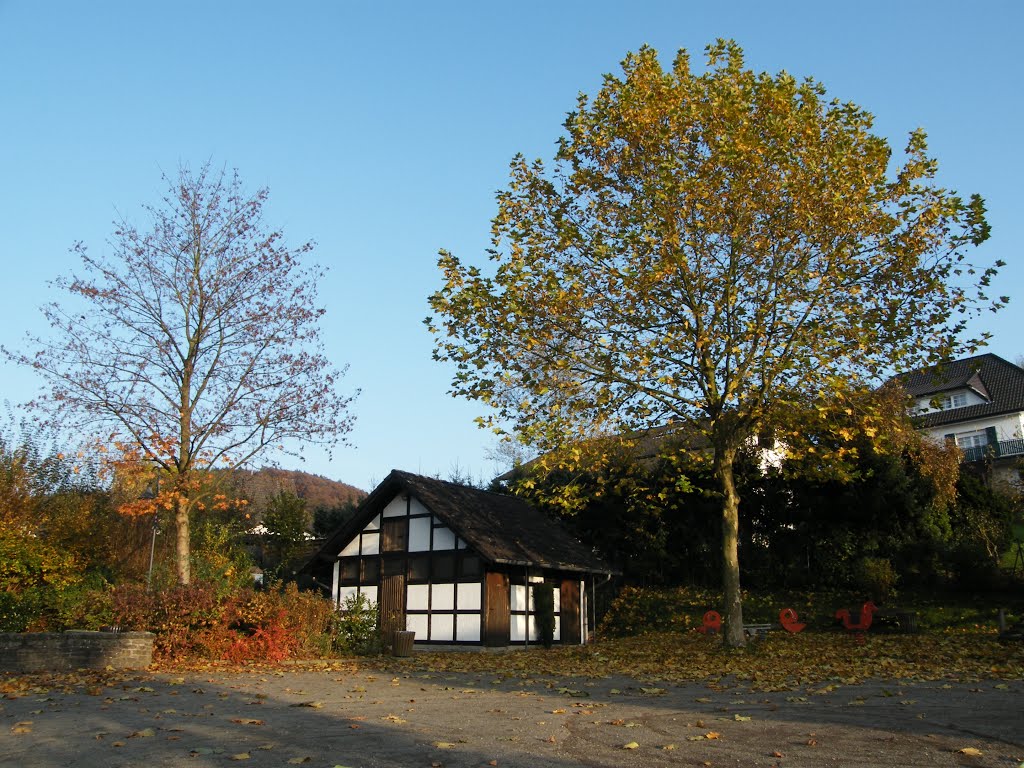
[
  {"xmin": 378, "ymin": 558, "xmax": 406, "ymax": 642},
  {"xmin": 560, "ymin": 579, "xmax": 581, "ymax": 645},
  {"xmin": 484, "ymin": 571, "xmax": 509, "ymax": 646}
]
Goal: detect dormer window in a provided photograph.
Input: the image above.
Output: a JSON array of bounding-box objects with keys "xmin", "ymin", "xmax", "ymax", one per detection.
[
  {"xmin": 915, "ymin": 390, "xmax": 971, "ymax": 415},
  {"xmin": 938, "ymin": 393, "xmax": 968, "ymax": 410}
]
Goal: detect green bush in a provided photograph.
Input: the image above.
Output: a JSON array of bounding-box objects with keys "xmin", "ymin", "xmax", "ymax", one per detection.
[
  {"xmin": 334, "ymin": 593, "xmax": 379, "ymax": 655},
  {"xmin": 0, "ymin": 589, "xmax": 44, "ymax": 632},
  {"xmin": 945, "ymin": 541, "xmax": 1007, "ymax": 591},
  {"xmin": 532, "ymin": 583, "xmax": 556, "ymax": 648},
  {"xmin": 599, "ymin": 585, "xmax": 711, "ymax": 636},
  {"xmin": 855, "ymin": 557, "xmax": 899, "ymax": 602},
  {"xmin": 0, "ymin": 576, "xmax": 114, "ymax": 633}
]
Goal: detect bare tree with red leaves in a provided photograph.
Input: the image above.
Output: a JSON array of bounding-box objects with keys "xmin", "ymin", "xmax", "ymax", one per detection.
[{"xmin": 6, "ymin": 164, "xmax": 357, "ymax": 584}]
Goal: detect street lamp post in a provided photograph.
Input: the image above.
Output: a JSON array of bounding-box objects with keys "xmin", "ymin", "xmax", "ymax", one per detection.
[{"xmin": 146, "ymin": 475, "xmax": 159, "ymax": 590}]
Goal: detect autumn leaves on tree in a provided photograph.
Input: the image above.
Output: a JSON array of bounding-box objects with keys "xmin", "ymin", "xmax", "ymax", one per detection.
[
  {"xmin": 6, "ymin": 165, "xmax": 356, "ymax": 586},
  {"xmin": 428, "ymin": 41, "xmax": 1003, "ymax": 647}
]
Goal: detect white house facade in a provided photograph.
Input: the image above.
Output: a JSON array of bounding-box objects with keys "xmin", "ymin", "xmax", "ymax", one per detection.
[
  {"xmin": 895, "ymin": 353, "xmax": 1024, "ymax": 485},
  {"xmin": 303, "ymin": 470, "xmax": 614, "ymax": 647}
]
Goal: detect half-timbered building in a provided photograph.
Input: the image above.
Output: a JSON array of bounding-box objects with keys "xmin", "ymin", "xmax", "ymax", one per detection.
[{"xmin": 304, "ymin": 470, "xmax": 614, "ymax": 647}]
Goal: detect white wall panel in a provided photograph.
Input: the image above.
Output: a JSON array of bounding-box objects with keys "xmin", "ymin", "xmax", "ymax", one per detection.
[
  {"xmin": 360, "ymin": 532, "xmax": 380, "ymax": 555},
  {"xmin": 407, "ymin": 584, "xmax": 430, "ymax": 611},
  {"xmin": 361, "ymin": 586, "xmax": 377, "ymax": 604},
  {"xmin": 457, "ymin": 583, "xmax": 481, "ymax": 610},
  {"xmin": 432, "ymin": 525, "xmax": 456, "ymax": 550},
  {"xmin": 408, "ymin": 517, "xmax": 432, "ymax": 551},
  {"xmin": 382, "ymin": 496, "xmax": 407, "ymax": 517},
  {"xmin": 339, "ymin": 537, "xmax": 360, "ymax": 557},
  {"xmin": 432, "ymin": 583, "xmax": 455, "ymax": 611},
  {"xmin": 511, "ymin": 584, "xmax": 527, "ymax": 612},
  {"xmin": 337, "ymin": 586, "xmax": 358, "ymax": 605},
  {"xmin": 431, "ymin": 613, "xmax": 454, "ymax": 641},
  {"xmin": 456, "ymin": 615, "xmax": 481, "ymax": 642},
  {"xmin": 406, "ymin": 613, "xmax": 428, "ymax": 638},
  {"xmin": 510, "ymin": 613, "xmax": 526, "ymax": 642},
  {"xmin": 410, "ymin": 498, "xmax": 430, "ymax": 516}
]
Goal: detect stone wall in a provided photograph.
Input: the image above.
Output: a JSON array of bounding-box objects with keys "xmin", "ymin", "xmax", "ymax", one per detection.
[{"xmin": 0, "ymin": 631, "xmax": 154, "ymax": 672}]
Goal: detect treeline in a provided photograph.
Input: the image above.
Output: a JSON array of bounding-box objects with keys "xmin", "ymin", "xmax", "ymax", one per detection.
[
  {"xmin": 503, "ymin": 426, "xmax": 1020, "ymax": 598},
  {"xmin": 0, "ymin": 428, "xmax": 364, "ymax": 633},
  {"xmin": 229, "ymin": 468, "xmax": 364, "ymax": 522}
]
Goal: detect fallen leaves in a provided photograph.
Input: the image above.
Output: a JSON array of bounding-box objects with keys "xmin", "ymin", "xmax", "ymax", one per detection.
[
  {"xmin": 376, "ymin": 632, "xmax": 1024, "ymax": 690},
  {"xmin": 688, "ymin": 731, "xmax": 722, "ymax": 741}
]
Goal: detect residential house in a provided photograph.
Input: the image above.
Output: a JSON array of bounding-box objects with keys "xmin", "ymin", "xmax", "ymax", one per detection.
[
  {"xmin": 895, "ymin": 353, "xmax": 1024, "ymax": 486},
  {"xmin": 303, "ymin": 470, "xmax": 615, "ymax": 648}
]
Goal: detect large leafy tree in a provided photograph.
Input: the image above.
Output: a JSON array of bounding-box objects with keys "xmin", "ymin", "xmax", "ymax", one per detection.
[
  {"xmin": 8, "ymin": 164, "xmax": 356, "ymax": 585},
  {"xmin": 428, "ymin": 41, "xmax": 1002, "ymax": 646}
]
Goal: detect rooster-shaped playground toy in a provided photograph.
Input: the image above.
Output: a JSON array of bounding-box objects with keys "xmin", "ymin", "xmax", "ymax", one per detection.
[
  {"xmin": 779, "ymin": 607, "xmax": 806, "ymax": 633},
  {"xmin": 835, "ymin": 601, "xmax": 877, "ymax": 632}
]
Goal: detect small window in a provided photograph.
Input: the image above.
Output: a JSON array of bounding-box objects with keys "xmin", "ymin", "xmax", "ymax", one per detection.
[{"xmin": 957, "ymin": 431, "xmax": 987, "ymax": 449}]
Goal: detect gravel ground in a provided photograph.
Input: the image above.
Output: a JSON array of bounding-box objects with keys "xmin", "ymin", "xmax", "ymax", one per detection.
[{"xmin": 1, "ymin": 660, "xmax": 1022, "ymax": 767}]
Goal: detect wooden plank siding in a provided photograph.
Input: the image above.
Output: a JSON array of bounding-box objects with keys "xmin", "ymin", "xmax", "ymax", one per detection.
[
  {"xmin": 378, "ymin": 569, "xmax": 406, "ymax": 640},
  {"xmin": 381, "ymin": 517, "xmax": 408, "ymax": 552}
]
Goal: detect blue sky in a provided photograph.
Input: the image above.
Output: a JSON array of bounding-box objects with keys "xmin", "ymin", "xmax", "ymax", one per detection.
[{"xmin": 1, "ymin": 1, "xmax": 1021, "ymax": 491}]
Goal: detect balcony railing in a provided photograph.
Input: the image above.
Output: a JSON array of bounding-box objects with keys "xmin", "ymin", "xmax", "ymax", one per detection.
[{"xmin": 961, "ymin": 438, "xmax": 1024, "ymax": 462}]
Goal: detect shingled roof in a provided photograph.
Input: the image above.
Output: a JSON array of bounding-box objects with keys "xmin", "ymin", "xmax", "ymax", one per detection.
[
  {"xmin": 308, "ymin": 469, "xmax": 615, "ymax": 575},
  {"xmin": 892, "ymin": 353, "xmax": 1024, "ymax": 429}
]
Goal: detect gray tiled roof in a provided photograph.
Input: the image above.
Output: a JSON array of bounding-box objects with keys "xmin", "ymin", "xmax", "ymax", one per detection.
[
  {"xmin": 892, "ymin": 353, "xmax": 1024, "ymax": 430},
  {"xmin": 308, "ymin": 470, "xmax": 615, "ymax": 575}
]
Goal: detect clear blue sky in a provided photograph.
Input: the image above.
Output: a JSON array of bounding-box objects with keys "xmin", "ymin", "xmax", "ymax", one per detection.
[{"xmin": 2, "ymin": 1, "xmax": 1021, "ymax": 491}]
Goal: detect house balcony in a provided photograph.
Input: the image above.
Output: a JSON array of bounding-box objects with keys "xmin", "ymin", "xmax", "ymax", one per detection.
[{"xmin": 962, "ymin": 438, "xmax": 1024, "ymax": 462}]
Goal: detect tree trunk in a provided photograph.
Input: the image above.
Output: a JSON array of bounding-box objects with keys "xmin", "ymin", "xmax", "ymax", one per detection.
[
  {"xmin": 174, "ymin": 495, "xmax": 191, "ymax": 585},
  {"xmin": 714, "ymin": 444, "xmax": 745, "ymax": 648}
]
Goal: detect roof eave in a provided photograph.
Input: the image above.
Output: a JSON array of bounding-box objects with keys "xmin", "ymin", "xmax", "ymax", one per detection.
[{"xmin": 488, "ymin": 556, "xmax": 619, "ymax": 576}]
